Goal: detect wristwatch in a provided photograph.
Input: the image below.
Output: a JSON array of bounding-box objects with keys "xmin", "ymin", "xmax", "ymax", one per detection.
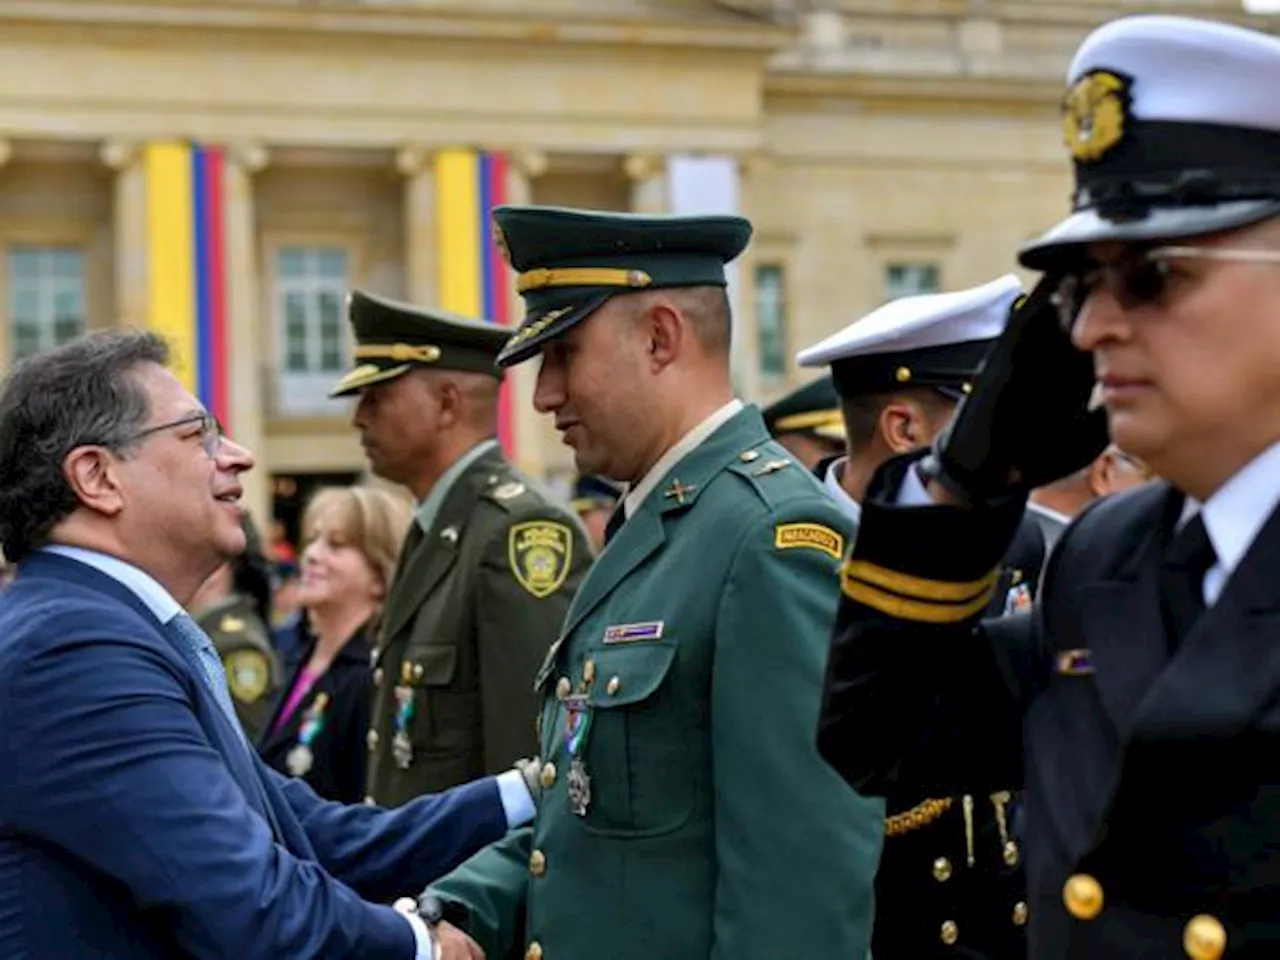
[{"xmin": 416, "ymin": 894, "xmax": 445, "ymax": 925}]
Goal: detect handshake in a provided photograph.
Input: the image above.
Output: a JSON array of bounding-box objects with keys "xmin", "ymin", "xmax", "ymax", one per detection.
[{"xmin": 394, "ymin": 757, "xmax": 543, "ymax": 960}]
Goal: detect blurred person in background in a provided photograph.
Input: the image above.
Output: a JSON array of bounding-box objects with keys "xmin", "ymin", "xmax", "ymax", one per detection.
[
  {"xmin": 569, "ymin": 474, "xmax": 620, "ymax": 553},
  {"xmin": 189, "ymin": 511, "xmax": 282, "ymax": 743},
  {"xmin": 270, "ymin": 556, "xmax": 304, "ymax": 660},
  {"xmin": 260, "ymin": 484, "xmax": 411, "ymax": 803},
  {"xmin": 1027, "ymin": 443, "xmax": 1156, "ymax": 549},
  {"xmin": 761, "ymin": 373, "xmax": 847, "ymax": 474}
]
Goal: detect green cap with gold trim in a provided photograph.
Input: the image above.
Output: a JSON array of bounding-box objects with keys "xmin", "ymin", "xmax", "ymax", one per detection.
[
  {"xmin": 330, "ymin": 289, "xmax": 509, "ymax": 397},
  {"xmin": 493, "ymin": 205, "xmax": 752, "ymax": 368},
  {"xmin": 762, "ymin": 375, "xmax": 845, "ymax": 443}
]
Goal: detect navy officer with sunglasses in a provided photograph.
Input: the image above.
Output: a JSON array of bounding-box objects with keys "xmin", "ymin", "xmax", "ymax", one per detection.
[{"xmin": 818, "ymin": 15, "xmax": 1280, "ymax": 960}]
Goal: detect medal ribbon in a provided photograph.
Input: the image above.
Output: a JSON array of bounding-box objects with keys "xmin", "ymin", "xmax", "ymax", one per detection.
[
  {"xmin": 297, "ymin": 692, "xmax": 329, "ymax": 748},
  {"xmin": 563, "ymin": 694, "xmax": 591, "ymax": 755}
]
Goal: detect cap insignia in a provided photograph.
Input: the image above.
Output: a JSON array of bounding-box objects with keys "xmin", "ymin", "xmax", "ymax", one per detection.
[
  {"xmin": 354, "ymin": 343, "xmax": 442, "ymax": 364},
  {"xmin": 1062, "ymin": 70, "xmax": 1131, "ymax": 164}
]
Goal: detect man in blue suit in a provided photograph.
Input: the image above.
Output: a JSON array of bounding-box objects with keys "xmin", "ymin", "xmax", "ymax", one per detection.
[{"xmin": 0, "ymin": 330, "xmax": 524, "ymax": 958}]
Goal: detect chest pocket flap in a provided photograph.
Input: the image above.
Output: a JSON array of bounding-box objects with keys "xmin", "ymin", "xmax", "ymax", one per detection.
[{"xmin": 585, "ymin": 640, "xmax": 677, "ymax": 708}]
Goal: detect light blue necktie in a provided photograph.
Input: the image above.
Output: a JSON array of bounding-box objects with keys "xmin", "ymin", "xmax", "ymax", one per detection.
[{"xmin": 168, "ymin": 612, "xmax": 249, "ymax": 745}]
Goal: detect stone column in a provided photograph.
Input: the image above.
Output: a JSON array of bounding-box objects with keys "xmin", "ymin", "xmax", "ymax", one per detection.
[
  {"xmin": 100, "ymin": 139, "xmax": 147, "ymax": 331},
  {"xmin": 396, "ymin": 143, "xmax": 436, "ymax": 305},
  {"xmin": 503, "ymin": 149, "xmax": 549, "ymax": 480},
  {"xmin": 224, "ymin": 141, "xmax": 271, "ymax": 532},
  {"xmin": 625, "ymin": 152, "xmax": 668, "ymax": 214}
]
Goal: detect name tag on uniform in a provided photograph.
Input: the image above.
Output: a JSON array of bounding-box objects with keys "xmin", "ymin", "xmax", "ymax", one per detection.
[
  {"xmin": 603, "ymin": 621, "xmax": 664, "ymax": 644},
  {"xmin": 1056, "ymin": 649, "xmax": 1095, "ymax": 676}
]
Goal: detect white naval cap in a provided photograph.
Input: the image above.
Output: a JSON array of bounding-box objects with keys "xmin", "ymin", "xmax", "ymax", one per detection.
[
  {"xmin": 796, "ymin": 274, "xmax": 1021, "ymax": 400},
  {"xmin": 1021, "ymin": 15, "xmax": 1280, "ymax": 270}
]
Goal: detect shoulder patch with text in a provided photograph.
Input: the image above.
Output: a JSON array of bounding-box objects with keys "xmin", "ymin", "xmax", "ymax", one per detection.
[
  {"xmin": 774, "ymin": 522, "xmax": 845, "ymax": 561},
  {"xmin": 509, "ymin": 520, "xmax": 573, "ymax": 599}
]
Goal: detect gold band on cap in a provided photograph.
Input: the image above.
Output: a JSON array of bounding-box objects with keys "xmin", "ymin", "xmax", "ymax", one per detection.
[
  {"xmin": 354, "ymin": 343, "xmax": 442, "ymax": 363},
  {"xmin": 516, "ymin": 267, "xmax": 652, "ymax": 294},
  {"xmin": 773, "ymin": 410, "xmax": 844, "ymax": 433}
]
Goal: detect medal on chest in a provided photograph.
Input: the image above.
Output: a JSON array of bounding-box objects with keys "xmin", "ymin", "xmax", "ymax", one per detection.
[
  {"xmin": 286, "ymin": 692, "xmax": 330, "ymax": 777},
  {"xmin": 562, "ymin": 692, "xmax": 593, "ymax": 816},
  {"xmin": 392, "ymin": 661, "xmax": 417, "ymax": 770}
]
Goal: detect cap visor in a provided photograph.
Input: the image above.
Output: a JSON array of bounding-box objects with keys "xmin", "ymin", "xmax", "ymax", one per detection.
[
  {"xmin": 496, "ymin": 293, "xmax": 612, "ymax": 368},
  {"xmin": 1019, "ymin": 200, "xmax": 1280, "ymax": 271},
  {"xmin": 329, "ymin": 363, "xmax": 412, "ymax": 398}
]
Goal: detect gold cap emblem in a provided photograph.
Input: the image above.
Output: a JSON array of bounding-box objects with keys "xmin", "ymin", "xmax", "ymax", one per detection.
[{"xmin": 1062, "ymin": 70, "xmax": 1131, "ymax": 163}]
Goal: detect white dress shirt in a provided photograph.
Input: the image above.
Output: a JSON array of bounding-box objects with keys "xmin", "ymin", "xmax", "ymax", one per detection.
[
  {"xmin": 821, "ymin": 456, "xmax": 863, "ymax": 526},
  {"xmin": 39, "ymin": 543, "xmax": 539, "ymax": 960},
  {"xmin": 1179, "ymin": 439, "xmax": 1280, "ymax": 606},
  {"xmin": 620, "ymin": 399, "xmax": 744, "ymax": 521}
]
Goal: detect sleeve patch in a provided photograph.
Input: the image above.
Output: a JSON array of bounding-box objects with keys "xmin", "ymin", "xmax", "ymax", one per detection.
[
  {"xmin": 509, "ymin": 520, "xmax": 573, "ymax": 599},
  {"xmin": 774, "ymin": 522, "xmax": 845, "ymax": 561},
  {"xmin": 223, "ymin": 649, "xmax": 270, "ymax": 704}
]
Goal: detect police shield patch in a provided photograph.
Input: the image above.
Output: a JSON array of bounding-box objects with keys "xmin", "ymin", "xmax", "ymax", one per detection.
[
  {"xmin": 509, "ymin": 521, "xmax": 573, "ymax": 599},
  {"xmin": 223, "ymin": 649, "xmax": 270, "ymax": 704}
]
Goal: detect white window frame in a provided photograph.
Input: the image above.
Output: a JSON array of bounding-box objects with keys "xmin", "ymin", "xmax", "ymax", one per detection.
[{"xmin": 7, "ymin": 245, "xmax": 86, "ymax": 363}]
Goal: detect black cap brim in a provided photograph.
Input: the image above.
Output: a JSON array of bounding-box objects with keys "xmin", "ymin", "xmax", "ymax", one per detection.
[
  {"xmin": 1019, "ymin": 199, "xmax": 1280, "ymax": 271},
  {"xmin": 496, "ymin": 292, "xmax": 612, "ymax": 368}
]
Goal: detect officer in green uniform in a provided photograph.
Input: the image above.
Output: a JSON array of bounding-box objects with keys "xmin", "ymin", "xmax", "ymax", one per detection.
[
  {"xmin": 332, "ymin": 290, "xmax": 590, "ymax": 806},
  {"xmin": 416, "ymin": 206, "xmax": 884, "ymax": 960},
  {"xmin": 761, "ymin": 374, "xmax": 846, "ymax": 474},
  {"xmin": 190, "ymin": 512, "xmax": 281, "ymax": 743}
]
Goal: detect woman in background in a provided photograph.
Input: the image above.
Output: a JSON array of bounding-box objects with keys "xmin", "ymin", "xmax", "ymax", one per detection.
[{"xmin": 259, "ymin": 484, "xmax": 410, "ymax": 803}]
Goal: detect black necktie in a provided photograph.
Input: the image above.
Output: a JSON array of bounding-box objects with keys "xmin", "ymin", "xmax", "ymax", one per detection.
[
  {"xmin": 1160, "ymin": 513, "xmax": 1216, "ymax": 652},
  {"xmin": 604, "ymin": 505, "xmax": 627, "ymax": 546}
]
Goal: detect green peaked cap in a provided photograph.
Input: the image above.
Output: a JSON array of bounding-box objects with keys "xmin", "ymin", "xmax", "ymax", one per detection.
[{"xmin": 492, "ymin": 204, "xmax": 752, "ymax": 367}]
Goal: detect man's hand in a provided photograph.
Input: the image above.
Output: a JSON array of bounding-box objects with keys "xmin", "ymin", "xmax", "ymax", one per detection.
[{"xmin": 434, "ymin": 921, "xmax": 485, "ymax": 960}]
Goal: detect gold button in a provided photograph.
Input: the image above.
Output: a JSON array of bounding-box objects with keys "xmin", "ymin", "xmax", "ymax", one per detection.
[
  {"xmin": 364, "ymin": 795, "xmax": 376, "ymax": 806},
  {"xmin": 411, "ymin": 662, "xmax": 424, "ymax": 682},
  {"xmin": 526, "ymin": 941, "xmax": 543, "ymax": 960},
  {"xmin": 529, "ymin": 849, "xmax": 547, "ymax": 877},
  {"xmin": 540, "ymin": 761, "xmax": 557, "ymax": 789},
  {"xmin": 1004, "ymin": 841, "xmax": 1020, "ymax": 867},
  {"xmin": 895, "ymin": 365, "xmax": 912, "ymax": 383},
  {"xmin": 932, "ymin": 857, "xmax": 952, "ymax": 883},
  {"xmin": 366, "ymin": 729, "xmax": 379, "ymax": 752},
  {"xmin": 1063, "ymin": 874, "xmax": 1104, "ymax": 920},
  {"xmin": 556, "ymin": 677, "xmax": 571, "ymax": 700},
  {"xmin": 606, "ymin": 676, "xmax": 621, "ymax": 695},
  {"xmin": 373, "ymin": 667, "xmax": 384, "ymax": 686},
  {"xmin": 583, "ymin": 659, "xmax": 596, "ymax": 685},
  {"xmin": 1012, "ymin": 902, "xmax": 1028, "ymax": 926},
  {"xmin": 940, "ymin": 920, "xmax": 958, "ymax": 945},
  {"xmin": 1183, "ymin": 915, "xmax": 1227, "ymax": 960}
]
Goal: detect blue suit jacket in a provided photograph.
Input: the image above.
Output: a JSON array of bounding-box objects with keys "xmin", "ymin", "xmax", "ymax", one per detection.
[{"xmin": 0, "ymin": 552, "xmax": 508, "ymax": 959}]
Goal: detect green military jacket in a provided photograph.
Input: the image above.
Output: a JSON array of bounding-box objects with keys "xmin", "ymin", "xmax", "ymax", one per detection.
[
  {"xmin": 196, "ymin": 592, "xmax": 281, "ymax": 744},
  {"xmin": 429, "ymin": 407, "xmax": 885, "ymax": 960},
  {"xmin": 367, "ymin": 445, "xmax": 591, "ymax": 806}
]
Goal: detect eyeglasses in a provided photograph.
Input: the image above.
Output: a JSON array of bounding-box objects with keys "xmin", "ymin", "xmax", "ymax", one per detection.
[
  {"xmin": 1108, "ymin": 445, "xmax": 1154, "ymax": 480},
  {"xmin": 120, "ymin": 412, "xmax": 223, "ymax": 458},
  {"xmin": 1052, "ymin": 245, "xmax": 1280, "ymax": 331}
]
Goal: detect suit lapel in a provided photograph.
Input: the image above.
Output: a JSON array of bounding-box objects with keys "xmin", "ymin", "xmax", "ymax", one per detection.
[
  {"xmin": 1132, "ymin": 498, "xmax": 1280, "ymax": 735},
  {"xmin": 1074, "ymin": 487, "xmax": 1173, "ymax": 736}
]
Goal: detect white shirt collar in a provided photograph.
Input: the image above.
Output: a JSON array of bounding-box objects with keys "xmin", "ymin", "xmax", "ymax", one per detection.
[
  {"xmin": 1026, "ymin": 500, "xmax": 1072, "ymax": 527},
  {"xmin": 41, "ymin": 544, "xmax": 183, "ymax": 624},
  {"xmin": 622, "ymin": 399, "xmax": 744, "ymax": 520},
  {"xmin": 1178, "ymin": 438, "xmax": 1280, "ymax": 604},
  {"xmin": 822, "ymin": 456, "xmax": 862, "ymax": 524}
]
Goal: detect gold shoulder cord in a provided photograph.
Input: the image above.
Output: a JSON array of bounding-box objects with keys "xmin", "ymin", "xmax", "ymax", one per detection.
[{"xmin": 884, "ymin": 797, "xmax": 954, "ymax": 837}]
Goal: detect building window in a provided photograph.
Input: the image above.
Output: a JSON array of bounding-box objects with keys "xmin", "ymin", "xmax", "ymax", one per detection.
[
  {"xmin": 884, "ymin": 262, "xmax": 940, "ymax": 302},
  {"xmin": 273, "ymin": 246, "xmax": 350, "ymax": 414},
  {"xmin": 8, "ymin": 246, "xmax": 86, "ymax": 362},
  {"xmin": 754, "ymin": 263, "xmax": 788, "ymax": 381}
]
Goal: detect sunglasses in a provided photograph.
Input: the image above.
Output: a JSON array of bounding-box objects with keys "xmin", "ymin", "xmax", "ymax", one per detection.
[{"xmin": 1052, "ymin": 245, "xmax": 1280, "ymax": 331}]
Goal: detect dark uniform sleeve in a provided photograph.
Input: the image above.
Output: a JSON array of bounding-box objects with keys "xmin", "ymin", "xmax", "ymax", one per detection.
[
  {"xmin": 710, "ymin": 497, "xmax": 884, "ymax": 959},
  {"xmin": 817, "ymin": 481, "xmax": 1050, "ymax": 802},
  {"xmin": 474, "ymin": 509, "xmax": 590, "ymax": 772}
]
